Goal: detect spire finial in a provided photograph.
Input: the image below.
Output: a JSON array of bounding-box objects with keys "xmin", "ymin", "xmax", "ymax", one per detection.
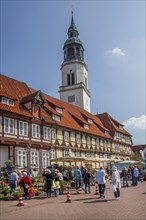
[{"xmin": 71, "ymin": 5, "xmax": 74, "ymax": 26}]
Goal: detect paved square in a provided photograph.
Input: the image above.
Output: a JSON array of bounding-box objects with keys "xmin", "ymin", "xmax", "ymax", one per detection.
[{"xmin": 0, "ymin": 182, "xmax": 145, "ymax": 220}]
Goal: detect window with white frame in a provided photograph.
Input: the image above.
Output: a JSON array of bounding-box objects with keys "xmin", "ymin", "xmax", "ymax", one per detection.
[
  {"xmin": 87, "ymin": 136, "xmax": 91, "ymax": 145},
  {"xmin": 85, "ymin": 152, "xmax": 91, "ymax": 158},
  {"xmin": 52, "ymin": 114, "xmax": 60, "ymax": 122},
  {"xmin": 42, "ymin": 151, "xmax": 50, "ymax": 168},
  {"xmin": 30, "ymin": 151, "xmax": 39, "ymax": 167},
  {"xmin": 75, "ymin": 151, "xmax": 81, "ymax": 157},
  {"xmin": 52, "ymin": 128, "xmax": 56, "ymax": 139},
  {"xmin": 117, "ymin": 143, "xmax": 121, "ymax": 151},
  {"xmin": 19, "ymin": 121, "xmax": 28, "ymax": 136},
  {"xmin": 4, "ymin": 117, "xmax": 14, "ymax": 134},
  {"xmin": 43, "ymin": 127, "xmax": 51, "ymax": 140},
  {"xmin": 76, "ymin": 134, "xmax": 81, "ymax": 144},
  {"xmin": 104, "ymin": 140, "xmax": 108, "ymax": 148},
  {"xmin": 96, "ymin": 138, "xmax": 100, "ymax": 146},
  {"xmin": 114, "ymin": 142, "xmax": 119, "ymax": 151},
  {"xmin": 56, "ymin": 107, "xmax": 63, "ymax": 114},
  {"xmin": 91, "ymin": 152, "xmax": 95, "ymax": 158},
  {"xmin": 84, "ymin": 124, "xmax": 89, "ymax": 129},
  {"xmin": 88, "ymin": 118, "xmax": 93, "ymax": 124},
  {"xmin": 1, "ymin": 97, "xmax": 14, "ymax": 106},
  {"xmin": 104, "ymin": 153, "xmax": 111, "ymax": 158},
  {"xmin": 114, "ymin": 132, "xmax": 118, "ymax": 139},
  {"xmin": 99, "ymin": 154, "xmax": 104, "ymax": 158},
  {"xmin": 64, "ymin": 131, "xmax": 69, "ymax": 142},
  {"xmin": 50, "ymin": 149, "xmax": 56, "ymax": 159},
  {"xmin": 64, "ymin": 150, "xmax": 70, "ymax": 157},
  {"xmin": 32, "ymin": 124, "xmax": 40, "ymax": 138},
  {"xmin": 17, "ymin": 150, "xmax": 27, "ymax": 168}
]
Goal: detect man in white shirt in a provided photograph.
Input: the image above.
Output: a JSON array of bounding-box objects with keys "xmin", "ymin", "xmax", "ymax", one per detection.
[
  {"xmin": 96, "ymin": 167, "xmax": 106, "ymax": 198},
  {"xmin": 133, "ymin": 165, "xmax": 139, "ymax": 186}
]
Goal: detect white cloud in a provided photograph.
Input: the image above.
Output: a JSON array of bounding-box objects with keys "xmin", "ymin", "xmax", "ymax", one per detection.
[
  {"xmin": 108, "ymin": 47, "xmax": 126, "ymax": 56},
  {"xmin": 123, "ymin": 115, "xmax": 146, "ymax": 130}
]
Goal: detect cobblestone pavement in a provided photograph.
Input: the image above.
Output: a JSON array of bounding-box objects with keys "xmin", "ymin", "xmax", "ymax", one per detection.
[{"xmin": 0, "ymin": 181, "xmax": 146, "ymax": 220}]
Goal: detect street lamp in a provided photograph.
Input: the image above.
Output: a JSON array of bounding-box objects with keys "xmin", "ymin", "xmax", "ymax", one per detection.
[{"xmin": 26, "ymin": 145, "xmax": 30, "ymax": 175}]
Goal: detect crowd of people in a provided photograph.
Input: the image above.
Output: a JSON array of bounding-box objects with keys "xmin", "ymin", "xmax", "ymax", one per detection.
[{"xmin": 4, "ymin": 164, "xmax": 142, "ymax": 200}]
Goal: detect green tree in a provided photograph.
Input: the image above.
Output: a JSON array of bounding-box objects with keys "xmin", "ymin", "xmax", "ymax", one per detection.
[
  {"xmin": 131, "ymin": 152, "xmax": 141, "ymax": 161},
  {"xmin": 5, "ymin": 160, "xmax": 13, "ymax": 166}
]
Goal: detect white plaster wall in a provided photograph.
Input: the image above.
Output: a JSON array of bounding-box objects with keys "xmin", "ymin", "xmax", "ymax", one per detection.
[
  {"xmin": 60, "ymin": 61, "xmax": 90, "ymax": 112},
  {"xmin": 0, "ymin": 146, "xmax": 9, "ymax": 167},
  {"xmin": 61, "ymin": 62, "xmax": 88, "ymax": 87},
  {"xmin": 0, "ymin": 116, "xmax": 2, "ymax": 133},
  {"xmin": 60, "ymin": 88, "xmax": 90, "ymax": 112}
]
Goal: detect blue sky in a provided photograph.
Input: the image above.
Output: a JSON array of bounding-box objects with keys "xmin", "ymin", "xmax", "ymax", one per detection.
[{"xmin": 1, "ymin": 0, "xmax": 145, "ymax": 145}]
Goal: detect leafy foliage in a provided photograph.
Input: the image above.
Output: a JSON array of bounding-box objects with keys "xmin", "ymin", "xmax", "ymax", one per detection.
[{"xmin": 131, "ymin": 152, "xmax": 141, "ymax": 161}]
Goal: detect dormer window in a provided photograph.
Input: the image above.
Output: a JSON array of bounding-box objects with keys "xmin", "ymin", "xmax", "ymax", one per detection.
[
  {"xmin": 119, "ymin": 125, "xmax": 123, "ymax": 130},
  {"xmin": 88, "ymin": 118, "xmax": 93, "ymax": 124},
  {"xmin": 84, "ymin": 124, "xmax": 89, "ymax": 129},
  {"xmin": 1, "ymin": 97, "xmax": 14, "ymax": 106},
  {"xmin": 33, "ymin": 106, "xmax": 40, "ymax": 118},
  {"xmin": 56, "ymin": 107, "xmax": 63, "ymax": 114},
  {"xmin": 105, "ymin": 131, "xmax": 109, "ymax": 135},
  {"xmin": 53, "ymin": 114, "xmax": 60, "ymax": 122}
]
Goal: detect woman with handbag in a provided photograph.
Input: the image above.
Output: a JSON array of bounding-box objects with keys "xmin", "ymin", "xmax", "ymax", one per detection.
[
  {"xmin": 18, "ymin": 171, "xmax": 32, "ymax": 200},
  {"xmin": 42, "ymin": 169, "xmax": 53, "ymax": 198},
  {"xmin": 111, "ymin": 167, "xmax": 121, "ymax": 200}
]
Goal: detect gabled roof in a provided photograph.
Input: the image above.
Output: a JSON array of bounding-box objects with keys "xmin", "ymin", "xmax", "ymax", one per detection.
[
  {"xmin": 0, "ymin": 74, "xmax": 131, "ymax": 140},
  {"xmin": 131, "ymin": 145, "xmax": 146, "ymax": 152},
  {"xmin": 21, "ymin": 90, "xmax": 46, "ymax": 104},
  {"xmin": 97, "ymin": 112, "xmax": 131, "ymax": 137}
]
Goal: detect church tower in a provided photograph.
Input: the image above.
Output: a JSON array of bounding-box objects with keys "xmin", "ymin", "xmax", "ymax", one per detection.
[{"xmin": 59, "ymin": 12, "xmax": 91, "ymax": 112}]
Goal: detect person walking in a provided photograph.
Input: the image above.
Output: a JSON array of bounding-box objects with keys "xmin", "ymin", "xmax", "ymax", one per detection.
[
  {"xmin": 18, "ymin": 171, "xmax": 32, "ymax": 200},
  {"xmin": 73, "ymin": 166, "xmax": 82, "ymax": 194},
  {"xmin": 111, "ymin": 166, "xmax": 121, "ymax": 200},
  {"xmin": 81, "ymin": 166, "xmax": 86, "ymax": 189},
  {"xmin": 54, "ymin": 170, "xmax": 61, "ymax": 197},
  {"xmin": 9, "ymin": 169, "xmax": 18, "ymax": 193},
  {"xmin": 57, "ymin": 170, "xmax": 64, "ymax": 195},
  {"xmin": 96, "ymin": 167, "xmax": 106, "ymax": 198},
  {"xmin": 42, "ymin": 169, "xmax": 53, "ymax": 198},
  {"xmin": 83, "ymin": 168, "xmax": 91, "ymax": 193},
  {"xmin": 133, "ymin": 165, "xmax": 139, "ymax": 186},
  {"xmin": 121, "ymin": 167, "xmax": 129, "ymax": 187},
  {"xmin": 130, "ymin": 166, "xmax": 134, "ymax": 186},
  {"xmin": 63, "ymin": 168, "xmax": 69, "ymax": 182}
]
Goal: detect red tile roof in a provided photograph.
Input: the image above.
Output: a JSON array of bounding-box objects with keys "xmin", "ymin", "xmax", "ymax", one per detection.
[
  {"xmin": 0, "ymin": 74, "xmax": 131, "ymax": 139},
  {"xmin": 131, "ymin": 145, "xmax": 146, "ymax": 152},
  {"xmin": 97, "ymin": 112, "xmax": 131, "ymax": 137}
]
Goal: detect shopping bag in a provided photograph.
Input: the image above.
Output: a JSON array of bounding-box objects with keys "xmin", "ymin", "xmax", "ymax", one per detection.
[
  {"xmin": 52, "ymin": 180, "xmax": 56, "ymax": 189},
  {"xmin": 110, "ymin": 184, "xmax": 116, "ymax": 192},
  {"xmin": 28, "ymin": 189, "xmax": 35, "ymax": 198}
]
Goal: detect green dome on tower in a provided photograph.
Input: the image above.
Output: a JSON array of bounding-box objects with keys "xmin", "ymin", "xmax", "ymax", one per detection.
[{"xmin": 63, "ymin": 11, "xmax": 84, "ymax": 61}]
